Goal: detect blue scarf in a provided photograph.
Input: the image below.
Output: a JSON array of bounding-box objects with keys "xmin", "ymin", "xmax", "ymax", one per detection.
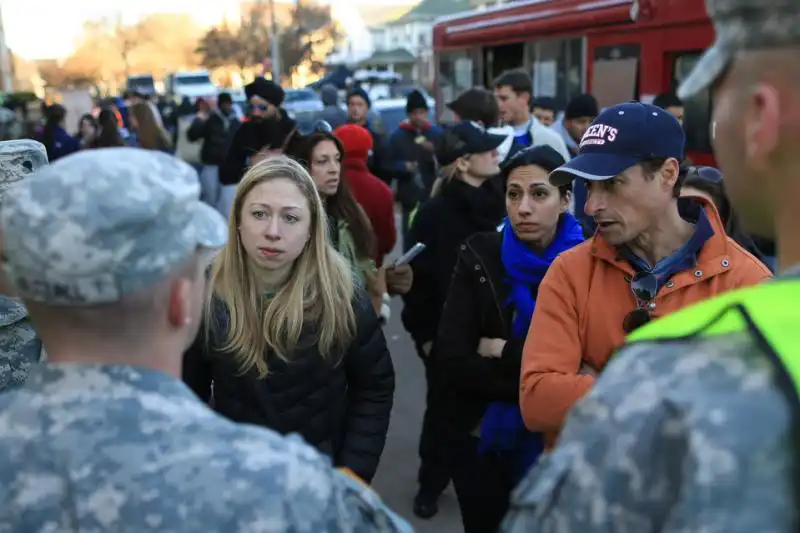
[{"xmin": 479, "ymin": 213, "xmax": 584, "ymax": 481}]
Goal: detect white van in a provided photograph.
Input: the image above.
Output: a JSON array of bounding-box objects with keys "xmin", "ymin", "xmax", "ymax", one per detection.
[{"xmin": 165, "ymin": 71, "xmax": 218, "ymax": 105}]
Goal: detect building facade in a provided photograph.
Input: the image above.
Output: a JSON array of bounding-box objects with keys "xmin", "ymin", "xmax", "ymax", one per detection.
[
  {"xmin": 0, "ymin": 2, "xmax": 13, "ymax": 92},
  {"xmin": 357, "ymin": 0, "xmax": 476, "ymax": 87}
]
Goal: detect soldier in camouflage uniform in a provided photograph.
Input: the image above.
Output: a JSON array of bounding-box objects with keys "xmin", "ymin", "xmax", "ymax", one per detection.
[
  {"xmin": 0, "ymin": 148, "xmax": 412, "ymax": 532},
  {"xmin": 502, "ymin": 0, "xmax": 800, "ymax": 531},
  {"xmin": 0, "ymin": 139, "xmax": 48, "ymax": 392}
]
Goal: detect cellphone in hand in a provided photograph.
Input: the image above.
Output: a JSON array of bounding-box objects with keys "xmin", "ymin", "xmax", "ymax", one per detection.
[{"xmin": 393, "ymin": 243, "xmax": 426, "ymax": 267}]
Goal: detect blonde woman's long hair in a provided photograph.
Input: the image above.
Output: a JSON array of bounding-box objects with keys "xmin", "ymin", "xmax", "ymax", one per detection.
[
  {"xmin": 430, "ymin": 161, "xmax": 460, "ymax": 198},
  {"xmin": 206, "ymin": 156, "xmax": 357, "ymax": 378}
]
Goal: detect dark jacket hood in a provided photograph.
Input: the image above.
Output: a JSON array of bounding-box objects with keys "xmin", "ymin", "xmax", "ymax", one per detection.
[{"xmin": 321, "ymin": 84, "xmax": 339, "ymax": 106}]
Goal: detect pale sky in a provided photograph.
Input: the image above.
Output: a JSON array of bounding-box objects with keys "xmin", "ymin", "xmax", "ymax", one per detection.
[{"xmin": 1, "ymin": 0, "xmax": 416, "ymax": 60}]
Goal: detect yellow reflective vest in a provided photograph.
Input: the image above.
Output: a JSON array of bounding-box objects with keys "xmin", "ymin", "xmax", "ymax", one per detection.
[{"xmin": 627, "ymin": 279, "xmax": 800, "ymax": 404}]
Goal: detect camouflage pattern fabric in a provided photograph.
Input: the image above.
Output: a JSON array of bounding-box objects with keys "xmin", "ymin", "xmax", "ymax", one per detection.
[
  {"xmin": 0, "ymin": 364, "xmax": 413, "ymax": 532},
  {"xmin": 0, "ymin": 140, "xmax": 48, "ymax": 393},
  {"xmin": 501, "ymin": 333, "xmax": 796, "ymax": 532},
  {"xmin": 0, "ymin": 147, "xmax": 226, "ymax": 306},
  {"xmin": 0, "ymin": 295, "xmax": 41, "ymax": 392},
  {"xmin": 0, "ymin": 139, "xmax": 47, "ymax": 199},
  {"xmin": 679, "ymin": 0, "xmax": 800, "ymax": 98}
]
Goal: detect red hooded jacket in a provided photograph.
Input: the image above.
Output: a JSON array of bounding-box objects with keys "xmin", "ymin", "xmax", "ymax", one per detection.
[{"xmin": 335, "ymin": 124, "xmax": 396, "ymax": 265}]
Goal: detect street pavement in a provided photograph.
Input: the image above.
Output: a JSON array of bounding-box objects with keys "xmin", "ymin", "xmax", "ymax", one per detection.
[
  {"xmin": 371, "ymin": 298, "xmax": 462, "ymax": 533},
  {"xmin": 371, "ymin": 220, "xmax": 463, "ymax": 533}
]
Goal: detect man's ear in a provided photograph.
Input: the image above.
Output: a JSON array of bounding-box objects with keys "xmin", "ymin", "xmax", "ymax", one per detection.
[
  {"xmin": 167, "ymin": 277, "xmax": 192, "ymax": 328},
  {"xmin": 660, "ymin": 158, "xmax": 681, "ymax": 193},
  {"xmin": 560, "ymin": 190, "xmax": 573, "ymax": 214}
]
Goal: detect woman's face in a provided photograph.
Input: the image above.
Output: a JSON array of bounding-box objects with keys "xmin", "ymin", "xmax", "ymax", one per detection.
[
  {"xmin": 80, "ymin": 119, "xmax": 96, "ymax": 138},
  {"xmin": 238, "ymin": 178, "xmax": 311, "ymax": 277},
  {"xmin": 309, "ymin": 140, "xmax": 341, "ymax": 197},
  {"xmin": 506, "ymin": 164, "xmax": 569, "ymax": 247},
  {"xmin": 466, "ymin": 149, "xmax": 500, "ymax": 179}
]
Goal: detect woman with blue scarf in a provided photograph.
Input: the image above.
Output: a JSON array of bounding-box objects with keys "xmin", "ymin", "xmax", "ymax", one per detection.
[{"xmin": 434, "ymin": 145, "xmax": 584, "ymax": 533}]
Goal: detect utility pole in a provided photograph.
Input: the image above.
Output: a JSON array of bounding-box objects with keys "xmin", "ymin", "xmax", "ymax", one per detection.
[{"xmin": 268, "ymin": 0, "xmax": 281, "ymax": 82}]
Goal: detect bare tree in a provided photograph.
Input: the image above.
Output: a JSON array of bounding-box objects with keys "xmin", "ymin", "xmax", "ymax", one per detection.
[
  {"xmin": 197, "ymin": 3, "xmax": 272, "ymax": 76},
  {"xmin": 61, "ymin": 14, "xmax": 202, "ymax": 90},
  {"xmin": 279, "ymin": 2, "xmax": 342, "ymax": 78}
]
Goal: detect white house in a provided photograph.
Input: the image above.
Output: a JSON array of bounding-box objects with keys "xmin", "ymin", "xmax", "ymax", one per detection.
[
  {"xmin": 326, "ymin": 2, "xmax": 418, "ymax": 67},
  {"xmin": 359, "ymin": 0, "xmax": 473, "ymax": 86}
]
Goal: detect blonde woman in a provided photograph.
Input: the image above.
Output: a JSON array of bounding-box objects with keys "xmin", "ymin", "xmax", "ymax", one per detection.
[
  {"xmin": 400, "ymin": 121, "xmax": 506, "ymax": 518},
  {"xmin": 183, "ymin": 156, "xmax": 395, "ymax": 483}
]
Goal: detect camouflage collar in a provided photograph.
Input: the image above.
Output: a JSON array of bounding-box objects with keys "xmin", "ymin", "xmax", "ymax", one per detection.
[
  {"xmin": 23, "ymin": 364, "xmax": 200, "ymax": 401},
  {"xmin": 0, "ymin": 294, "xmax": 27, "ymax": 328}
]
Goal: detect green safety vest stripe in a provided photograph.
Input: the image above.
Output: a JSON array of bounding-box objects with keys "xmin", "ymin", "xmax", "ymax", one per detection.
[
  {"xmin": 626, "ymin": 280, "xmax": 800, "ymax": 394},
  {"xmin": 408, "ymin": 204, "xmax": 419, "ymax": 228}
]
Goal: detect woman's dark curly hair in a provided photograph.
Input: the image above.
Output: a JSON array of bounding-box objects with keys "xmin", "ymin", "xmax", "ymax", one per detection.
[
  {"xmin": 294, "ymin": 131, "xmax": 376, "ymax": 260},
  {"xmin": 501, "ymin": 144, "xmax": 571, "ymax": 198}
]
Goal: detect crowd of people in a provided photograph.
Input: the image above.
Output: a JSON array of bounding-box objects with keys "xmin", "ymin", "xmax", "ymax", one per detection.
[{"xmin": 0, "ymin": 0, "xmax": 798, "ymax": 530}]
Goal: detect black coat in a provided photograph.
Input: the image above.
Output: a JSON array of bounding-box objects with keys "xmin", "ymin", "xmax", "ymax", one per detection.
[
  {"xmin": 434, "ymin": 231, "xmax": 525, "ymax": 435},
  {"xmin": 219, "ymin": 110, "xmax": 298, "ymax": 186},
  {"xmin": 401, "ymin": 178, "xmax": 505, "ymax": 346},
  {"xmin": 182, "ymin": 292, "xmax": 394, "ymax": 483},
  {"xmin": 389, "ymin": 123, "xmax": 442, "ymax": 203},
  {"xmin": 187, "ymin": 110, "xmax": 240, "ymax": 166},
  {"xmin": 357, "ymin": 121, "xmax": 394, "ymax": 185}
]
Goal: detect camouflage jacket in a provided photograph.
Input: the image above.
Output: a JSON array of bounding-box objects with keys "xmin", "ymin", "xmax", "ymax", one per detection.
[
  {"xmin": 0, "ymin": 364, "xmax": 413, "ymax": 533},
  {"xmin": 0, "ymin": 295, "xmax": 41, "ymax": 393},
  {"xmin": 502, "ymin": 331, "xmax": 797, "ymax": 532}
]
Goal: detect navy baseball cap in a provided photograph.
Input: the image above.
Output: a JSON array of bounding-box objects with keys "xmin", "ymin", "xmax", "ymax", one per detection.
[
  {"xmin": 437, "ymin": 121, "xmax": 507, "ymax": 166},
  {"xmin": 549, "ymin": 102, "xmax": 685, "ymax": 187}
]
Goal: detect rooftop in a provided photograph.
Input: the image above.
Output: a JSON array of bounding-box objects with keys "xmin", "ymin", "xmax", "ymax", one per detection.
[
  {"xmin": 355, "ymin": 4, "xmax": 417, "ymax": 27},
  {"xmin": 384, "ymin": 0, "xmax": 475, "ymax": 25}
]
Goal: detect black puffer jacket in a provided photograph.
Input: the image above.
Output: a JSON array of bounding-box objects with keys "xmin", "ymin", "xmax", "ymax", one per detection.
[
  {"xmin": 182, "ymin": 291, "xmax": 394, "ymax": 483},
  {"xmin": 434, "ymin": 231, "xmax": 525, "ymax": 435}
]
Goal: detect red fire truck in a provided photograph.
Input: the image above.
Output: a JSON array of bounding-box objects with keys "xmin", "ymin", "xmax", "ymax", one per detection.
[{"xmin": 432, "ymin": 0, "xmax": 715, "ymax": 164}]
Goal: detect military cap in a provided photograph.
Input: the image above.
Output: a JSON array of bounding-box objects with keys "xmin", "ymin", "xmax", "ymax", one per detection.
[
  {"xmin": 679, "ymin": 0, "xmax": 800, "ymax": 99},
  {"xmin": 0, "ymin": 148, "xmax": 227, "ymax": 305},
  {"xmin": 0, "ymin": 140, "xmax": 47, "ymax": 200}
]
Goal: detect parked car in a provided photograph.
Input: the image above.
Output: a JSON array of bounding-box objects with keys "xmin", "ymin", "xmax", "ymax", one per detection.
[
  {"xmin": 283, "ymin": 89, "xmax": 324, "ymax": 126},
  {"xmin": 226, "ymin": 88, "xmax": 247, "ymax": 120},
  {"xmin": 126, "ymin": 74, "xmax": 157, "ymax": 97},
  {"xmin": 371, "ymin": 98, "xmax": 437, "ymax": 134}
]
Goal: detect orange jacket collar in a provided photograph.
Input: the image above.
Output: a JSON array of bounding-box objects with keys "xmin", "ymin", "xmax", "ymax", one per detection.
[{"xmin": 589, "ymin": 196, "xmax": 730, "ymax": 274}]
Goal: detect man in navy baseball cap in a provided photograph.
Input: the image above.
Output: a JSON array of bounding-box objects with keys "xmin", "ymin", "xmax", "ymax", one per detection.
[
  {"xmin": 550, "ymin": 101, "xmax": 685, "ymax": 186},
  {"xmin": 547, "ymin": 101, "xmax": 694, "ymax": 249}
]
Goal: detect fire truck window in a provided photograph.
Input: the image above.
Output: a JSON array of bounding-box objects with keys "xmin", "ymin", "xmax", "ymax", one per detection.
[
  {"xmin": 438, "ymin": 52, "xmax": 474, "ymax": 123},
  {"xmin": 673, "ymin": 53, "xmax": 713, "ymax": 155},
  {"xmin": 484, "ymin": 43, "xmax": 524, "ymax": 88},
  {"xmin": 592, "ymin": 44, "xmax": 640, "ymax": 109},
  {"xmin": 531, "ymin": 37, "xmax": 585, "ymax": 111}
]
